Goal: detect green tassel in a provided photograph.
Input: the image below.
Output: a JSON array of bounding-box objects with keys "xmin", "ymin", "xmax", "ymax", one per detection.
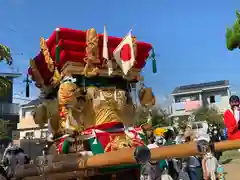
[
  {"xmin": 151, "ymin": 48, "xmax": 157, "ymax": 73},
  {"xmin": 55, "ymin": 45, "xmax": 60, "ymax": 64},
  {"xmin": 62, "ymin": 140, "xmax": 70, "ymax": 154},
  {"xmin": 55, "ymin": 28, "xmax": 60, "ymax": 64}
]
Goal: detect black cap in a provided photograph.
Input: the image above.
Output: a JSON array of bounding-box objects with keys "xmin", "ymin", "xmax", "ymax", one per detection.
[{"xmin": 229, "ymin": 95, "xmax": 240, "ymax": 103}]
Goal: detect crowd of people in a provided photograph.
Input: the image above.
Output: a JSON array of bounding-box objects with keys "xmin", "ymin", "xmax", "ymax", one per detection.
[
  {"xmin": 142, "ymin": 124, "xmax": 224, "ymax": 180},
  {"xmin": 140, "ymin": 94, "xmax": 240, "ymax": 180}
]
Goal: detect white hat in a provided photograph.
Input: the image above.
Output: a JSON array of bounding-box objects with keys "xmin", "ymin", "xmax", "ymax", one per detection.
[{"xmin": 195, "ymin": 133, "xmax": 210, "ymax": 142}]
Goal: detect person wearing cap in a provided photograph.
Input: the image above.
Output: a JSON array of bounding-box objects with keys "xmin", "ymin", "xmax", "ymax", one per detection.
[{"xmin": 223, "ymin": 95, "xmax": 240, "ymax": 140}]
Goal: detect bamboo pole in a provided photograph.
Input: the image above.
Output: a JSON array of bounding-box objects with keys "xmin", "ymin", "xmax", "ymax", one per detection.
[{"xmin": 15, "ymin": 139, "xmax": 240, "ymax": 179}]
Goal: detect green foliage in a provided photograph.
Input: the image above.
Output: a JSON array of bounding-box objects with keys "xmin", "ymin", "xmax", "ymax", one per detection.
[
  {"xmin": 0, "ymin": 44, "xmax": 13, "ymax": 96},
  {"xmin": 0, "ymin": 44, "xmax": 12, "ymax": 65},
  {"xmin": 175, "ymin": 115, "xmax": 189, "ymax": 130},
  {"xmin": 0, "ymin": 77, "xmax": 12, "ymax": 96},
  {"xmin": 226, "ymin": 11, "xmax": 240, "ymax": 51},
  {"xmin": 134, "ymin": 106, "xmax": 170, "ymax": 127},
  {"xmin": 0, "ymin": 119, "xmax": 10, "ymax": 140},
  {"xmin": 193, "ymin": 107, "xmax": 224, "ymax": 127}
]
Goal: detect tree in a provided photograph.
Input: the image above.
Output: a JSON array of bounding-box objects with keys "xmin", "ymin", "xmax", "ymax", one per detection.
[
  {"xmin": 134, "ymin": 105, "xmax": 170, "ymax": 127},
  {"xmin": 0, "ymin": 44, "xmax": 13, "ymax": 96},
  {"xmin": 0, "ymin": 119, "xmax": 10, "ymax": 140},
  {"xmin": 175, "ymin": 115, "xmax": 190, "ymax": 131},
  {"xmin": 226, "ymin": 11, "xmax": 240, "ymax": 51},
  {"xmin": 193, "ymin": 107, "xmax": 224, "ymax": 128},
  {"xmin": 0, "ymin": 44, "xmax": 12, "ymax": 64}
]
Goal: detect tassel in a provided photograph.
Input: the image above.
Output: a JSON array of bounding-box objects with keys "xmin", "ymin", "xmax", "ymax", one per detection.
[
  {"xmin": 26, "ymin": 84, "xmax": 30, "ymax": 97},
  {"xmin": 55, "ymin": 28, "xmax": 60, "ymax": 64},
  {"xmin": 24, "ymin": 74, "xmax": 31, "ymax": 97},
  {"xmin": 151, "ymin": 48, "xmax": 157, "ymax": 73}
]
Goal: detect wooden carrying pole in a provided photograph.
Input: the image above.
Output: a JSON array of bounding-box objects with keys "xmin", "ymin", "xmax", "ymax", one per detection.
[{"xmin": 15, "ymin": 139, "xmax": 240, "ymax": 179}]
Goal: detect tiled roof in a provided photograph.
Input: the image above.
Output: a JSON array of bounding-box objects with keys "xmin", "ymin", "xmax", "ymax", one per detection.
[{"xmin": 172, "ymin": 80, "xmax": 229, "ymax": 94}]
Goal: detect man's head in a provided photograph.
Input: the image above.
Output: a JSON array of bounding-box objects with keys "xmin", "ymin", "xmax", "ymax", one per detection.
[{"xmin": 229, "ymin": 95, "xmax": 240, "ymax": 108}]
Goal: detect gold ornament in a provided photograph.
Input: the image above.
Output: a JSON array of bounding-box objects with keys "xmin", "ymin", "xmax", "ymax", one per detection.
[
  {"xmin": 83, "ymin": 28, "xmax": 99, "ymax": 77},
  {"xmin": 40, "ymin": 37, "xmax": 54, "ymax": 72},
  {"xmin": 58, "ymin": 82, "xmax": 79, "ymax": 106},
  {"xmin": 138, "ymin": 87, "xmax": 156, "ymax": 107}
]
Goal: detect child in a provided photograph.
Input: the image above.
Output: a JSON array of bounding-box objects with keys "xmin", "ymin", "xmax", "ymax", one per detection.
[
  {"xmin": 198, "ymin": 137, "xmax": 219, "ymax": 180},
  {"xmin": 201, "ymin": 149, "xmax": 218, "ymax": 180}
]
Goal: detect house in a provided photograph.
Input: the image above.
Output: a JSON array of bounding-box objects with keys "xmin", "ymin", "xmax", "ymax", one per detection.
[
  {"xmin": 15, "ymin": 98, "xmax": 48, "ymax": 142},
  {"xmin": 171, "ymin": 80, "xmax": 230, "ymax": 117},
  {"xmin": 12, "ymin": 98, "xmax": 49, "ymax": 158},
  {"xmin": 0, "ymin": 73, "xmax": 21, "ymax": 117},
  {"xmin": 0, "ymin": 72, "xmax": 22, "ymax": 144}
]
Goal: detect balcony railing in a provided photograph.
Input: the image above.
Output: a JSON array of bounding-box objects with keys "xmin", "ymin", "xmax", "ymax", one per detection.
[
  {"xmin": 172, "ymin": 102, "xmax": 185, "ymax": 111},
  {"xmin": 0, "ymin": 103, "xmax": 19, "ymax": 115},
  {"xmin": 172, "ymin": 100, "xmax": 201, "ymax": 112}
]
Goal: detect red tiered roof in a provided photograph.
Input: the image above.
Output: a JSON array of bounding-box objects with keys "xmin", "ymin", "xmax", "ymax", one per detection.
[{"xmin": 28, "ymin": 28, "xmax": 152, "ymax": 85}]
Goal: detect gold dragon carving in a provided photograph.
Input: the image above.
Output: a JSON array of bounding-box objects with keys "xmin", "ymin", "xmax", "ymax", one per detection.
[
  {"xmin": 81, "ymin": 87, "xmax": 134, "ymax": 127},
  {"xmin": 40, "ymin": 37, "xmax": 61, "ymax": 87},
  {"xmin": 40, "ymin": 37, "xmax": 54, "ymax": 72},
  {"xmin": 29, "ymin": 59, "xmax": 53, "ymax": 94},
  {"xmin": 83, "ymin": 87, "xmax": 132, "ymax": 151},
  {"xmin": 83, "ymin": 28, "xmax": 99, "ymax": 77},
  {"xmin": 58, "ymin": 78, "xmax": 84, "ymax": 132},
  {"xmin": 33, "ymin": 99, "xmax": 61, "ymax": 136},
  {"xmin": 29, "ymin": 59, "xmax": 45, "ymax": 87},
  {"xmin": 132, "ymin": 36, "xmax": 137, "ymax": 57}
]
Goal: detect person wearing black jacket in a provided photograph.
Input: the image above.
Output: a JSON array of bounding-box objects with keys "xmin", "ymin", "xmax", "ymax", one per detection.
[{"xmin": 209, "ymin": 125, "xmax": 222, "ymax": 160}]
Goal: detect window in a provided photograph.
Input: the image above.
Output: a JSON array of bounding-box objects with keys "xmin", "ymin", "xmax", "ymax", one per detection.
[
  {"xmin": 209, "ymin": 96, "xmax": 215, "ymax": 103},
  {"xmin": 40, "ymin": 131, "xmax": 48, "ymax": 139},
  {"xmin": 25, "ymin": 132, "xmax": 34, "ymax": 139},
  {"xmin": 25, "ymin": 111, "xmax": 32, "ymax": 117},
  {"xmin": 215, "ymin": 95, "xmax": 221, "ymax": 103},
  {"xmin": 22, "ymin": 107, "xmax": 35, "ymax": 118},
  {"xmin": 176, "ymin": 95, "xmax": 199, "ymax": 103},
  {"xmin": 220, "ymin": 91, "xmax": 228, "ymax": 96}
]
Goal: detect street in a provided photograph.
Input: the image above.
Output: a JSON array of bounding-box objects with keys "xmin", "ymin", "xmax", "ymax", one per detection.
[
  {"xmin": 223, "ymin": 160, "xmax": 240, "ymax": 180},
  {"xmin": 221, "ymin": 150, "xmax": 240, "ymax": 180}
]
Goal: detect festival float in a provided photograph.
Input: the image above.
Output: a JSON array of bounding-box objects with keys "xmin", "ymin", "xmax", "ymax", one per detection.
[{"xmin": 16, "ymin": 26, "xmax": 240, "ymax": 180}]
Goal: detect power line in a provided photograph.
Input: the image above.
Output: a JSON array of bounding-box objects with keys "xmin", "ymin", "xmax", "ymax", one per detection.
[{"xmin": 13, "ymin": 98, "xmax": 32, "ymax": 102}]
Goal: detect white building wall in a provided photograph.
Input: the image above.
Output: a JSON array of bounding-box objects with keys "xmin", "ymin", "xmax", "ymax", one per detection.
[
  {"xmin": 17, "ymin": 105, "xmax": 48, "ymax": 140},
  {"xmin": 19, "ymin": 128, "xmax": 48, "ymax": 139},
  {"xmin": 201, "ymin": 89, "xmax": 229, "ymax": 113},
  {"xmin": 171, "ymin": 87, "xmax": 230, "ymax": 116}
]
